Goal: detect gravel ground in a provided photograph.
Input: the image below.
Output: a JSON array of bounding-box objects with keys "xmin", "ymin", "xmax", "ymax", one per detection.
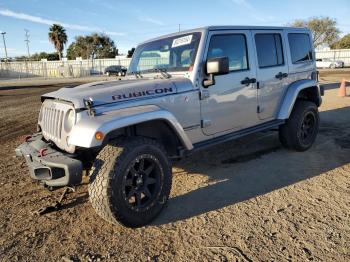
[{"xmin": 0, "ymin": 71, "xmax": 349, "ymax": 261}]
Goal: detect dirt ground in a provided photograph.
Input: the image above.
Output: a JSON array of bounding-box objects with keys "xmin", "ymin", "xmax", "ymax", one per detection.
[{"xmin": 0, "ymin": 71, "xmax": 349, "ymax": 261}]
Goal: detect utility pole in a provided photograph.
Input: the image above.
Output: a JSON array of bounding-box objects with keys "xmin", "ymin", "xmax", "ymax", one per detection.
[
  {"xmin": 24, "ymin": 29, "xmax": 30, "ymax": 59},
  {"xmin": 1, "ymin": 31, "xmax": 8, "ymax": 62},
  {"xmin": 178, "ymin": 24, "xmax": 181, "ymax": 32}
]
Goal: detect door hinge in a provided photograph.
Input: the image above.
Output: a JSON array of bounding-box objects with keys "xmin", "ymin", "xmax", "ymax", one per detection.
[
  {"xmin": 199, "ymin": 90, "xmax": 210, "ymax": 100},
  {"xmin": 201, "ymin": 119, "xmax": 212, "ymax": 128}
]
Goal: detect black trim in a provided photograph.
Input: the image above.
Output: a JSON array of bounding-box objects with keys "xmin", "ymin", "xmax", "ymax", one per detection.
[
  {"xmin": 183, "ymin": 124, "xmax": 201, "ymax": 131},
  {"xmin": 191, "ymin": 120, "xmax": 285, "ymax": 153}
]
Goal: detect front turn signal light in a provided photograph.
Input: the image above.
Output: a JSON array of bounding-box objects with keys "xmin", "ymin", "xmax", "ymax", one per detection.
[{"xmin": 95, "ymin": 131, "xmax": 104, "ymax": 141}]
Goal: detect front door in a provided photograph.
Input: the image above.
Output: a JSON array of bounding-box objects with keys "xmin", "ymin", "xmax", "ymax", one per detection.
[
  {"xmin": 252, "ymin": 30, "xmax": 289, "ymax": 120},
  {"xmin": 200, "ymin": 30, "xmax": 258, "ymax": 135}
]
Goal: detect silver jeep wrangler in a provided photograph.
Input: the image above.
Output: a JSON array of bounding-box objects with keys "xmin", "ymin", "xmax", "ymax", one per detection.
[{"xmin": 16, "ymin": 26, "xmax": 323, "ymax": 227}]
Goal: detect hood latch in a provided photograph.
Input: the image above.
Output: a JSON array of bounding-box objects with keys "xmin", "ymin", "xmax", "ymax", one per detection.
[{"xmin": 84, "ymin": 98, "xmax": 96, "ymax": 117}]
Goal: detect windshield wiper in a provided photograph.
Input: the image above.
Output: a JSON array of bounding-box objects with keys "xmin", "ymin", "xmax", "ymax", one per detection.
[
  {"xmin": 129, "ymin": 71, "xmax": 143, "ymax": 78},
  {"xmin": 153, "ymin": 68, "xmax": 171, "ymax": 79}
]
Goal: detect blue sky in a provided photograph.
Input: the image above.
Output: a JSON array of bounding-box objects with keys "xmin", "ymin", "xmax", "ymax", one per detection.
[{"xmin": 0, "ymin": 0, "xmax": 349, "ymax": 57}]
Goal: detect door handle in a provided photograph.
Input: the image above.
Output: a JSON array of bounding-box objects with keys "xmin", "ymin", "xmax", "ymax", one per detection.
[
  {"xmin": 275, "ymin": 72, "xmax": 288, "ymax": 80},
  {"xmin": 241, "ymin": 77, "xmax": 256, "ymax": 86}
]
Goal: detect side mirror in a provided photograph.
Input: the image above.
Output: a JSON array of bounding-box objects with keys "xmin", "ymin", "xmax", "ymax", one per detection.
[{"xmin": 203, "ymin": 57, "xmax": 229, "ymax": 87}]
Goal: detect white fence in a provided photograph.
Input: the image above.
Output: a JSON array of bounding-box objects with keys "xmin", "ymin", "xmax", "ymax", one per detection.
[
  {"xmin": 0, "ymin": 58, "xmax": 132, "ymax": 79},
  {"xmin": 1, "ymin": 49, "xmax": 349, "ymax": 80},
  {"xmin": 315, "ymin": 49, "xmax": 350, "ymax": 66}
]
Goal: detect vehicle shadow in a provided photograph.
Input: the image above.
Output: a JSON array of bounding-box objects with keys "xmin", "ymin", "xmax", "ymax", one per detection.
[
  {"xmin": 154, "ymin": 106, "xmax": 350, "ymax": 225},
  {"xmin": 60, "ymin": 192, "xmax": 89, "ymax": 210}
]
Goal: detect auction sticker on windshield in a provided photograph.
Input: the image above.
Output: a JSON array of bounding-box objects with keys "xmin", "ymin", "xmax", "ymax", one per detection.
[{"xmin": 172, "ymin": 35, "xmax": 193, "ymax": 48}]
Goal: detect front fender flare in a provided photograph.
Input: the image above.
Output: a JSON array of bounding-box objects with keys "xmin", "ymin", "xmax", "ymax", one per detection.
[
  {"xmin": 68, "ymin": 105, "xmax": 193, "ymax": 150},
  {"xmin": 277, "ymin": 79, "xmax": 320, "ymax": 120}
]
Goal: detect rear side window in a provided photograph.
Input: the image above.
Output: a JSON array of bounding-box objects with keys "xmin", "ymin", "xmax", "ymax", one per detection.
[
  {"xmin": 207, "ymin": 34, "xmax": 248, "ymax": 71},
  {"xmin": 255, "ymin": 34, "xmax": 284, "ymax": 68},
  {"xmin": 288, "ymin": 33, "xmax": 313, "ymax": 63}
]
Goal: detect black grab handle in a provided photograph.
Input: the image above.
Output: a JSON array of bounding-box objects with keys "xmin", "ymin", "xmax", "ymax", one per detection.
[
  {"xmin": 275, "ymin": 72, "xmax": 288, "ymax": 80},
  {"xmin": 241, "ymin": 77, "xmax": 256, "ymax": 86}
]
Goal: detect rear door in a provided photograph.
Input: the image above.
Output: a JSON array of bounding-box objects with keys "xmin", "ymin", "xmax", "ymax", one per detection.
[{"xmin": 252, "ymin": 30, "xmax": 289, "ymax": 120}]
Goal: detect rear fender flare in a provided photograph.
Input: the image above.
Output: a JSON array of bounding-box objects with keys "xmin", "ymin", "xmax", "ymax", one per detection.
[{"xmin": 277, "ymin": 79, "xmax": 321, "ymax": 120}]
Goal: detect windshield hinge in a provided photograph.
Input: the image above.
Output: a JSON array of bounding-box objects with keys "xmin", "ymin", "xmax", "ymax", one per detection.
[
  {"xmin": 201, "ymin": 119, "xmax": 212, "ymax": 128},
  {"xmin": 199, "ymin": 90, "xmax": 210, "ymax": 100}
]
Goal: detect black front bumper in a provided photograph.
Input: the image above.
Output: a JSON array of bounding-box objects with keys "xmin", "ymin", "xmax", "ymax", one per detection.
[{"xmin": 15, "ymin": 134, "xmax": 82, "ymax": 187}]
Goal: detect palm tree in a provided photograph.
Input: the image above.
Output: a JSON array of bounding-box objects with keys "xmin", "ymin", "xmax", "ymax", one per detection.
[{"xmin": 48, "ymin": 24, "xmax": 67, "ymax": 60}]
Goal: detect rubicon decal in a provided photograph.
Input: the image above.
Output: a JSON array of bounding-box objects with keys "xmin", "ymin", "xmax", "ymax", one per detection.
[{"xmin": 112, "ymin": 87, "xmax": 174, "ymax": 100}]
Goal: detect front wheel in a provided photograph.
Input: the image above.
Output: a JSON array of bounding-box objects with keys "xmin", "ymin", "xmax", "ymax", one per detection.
[
  {"xmin": 88, "ymin": 137, "xmax": 172, "ymax": 228},
  {"xmin": 279, "ymin": 101, "xmax": 319, "ymax": 151}
]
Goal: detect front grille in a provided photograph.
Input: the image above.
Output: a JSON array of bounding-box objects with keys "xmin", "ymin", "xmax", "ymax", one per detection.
[
  {"xmin": 39, "ymin": 100, "xmax": 75, "ymax": 153},
  {"xmin": 41, "ymin": 103, "xmax": 65, "ymax": 143}
]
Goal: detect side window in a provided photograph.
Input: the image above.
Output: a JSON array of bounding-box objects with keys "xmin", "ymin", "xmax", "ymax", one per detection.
[
  {"xmin": 288, "ymin": 33, "xmax": 313, "ymax": 63},
  {"xmin": 207, "ymin": 34, "xmax": 248, "ymax": 71},
  {"xmin": 255, "ymin": 33, "xmax": 284, "ymax": 68}
]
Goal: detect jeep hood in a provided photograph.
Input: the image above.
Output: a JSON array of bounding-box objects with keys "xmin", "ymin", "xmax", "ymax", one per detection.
[{"xmin": 42, "ymin": 77, "xmax": 194, "ymax": 108}]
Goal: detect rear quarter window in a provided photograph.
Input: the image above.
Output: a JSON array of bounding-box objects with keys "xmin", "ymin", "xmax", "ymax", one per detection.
[{"xmin": 288, "ymin": 33, "xmax": 313, "ymax": 64}]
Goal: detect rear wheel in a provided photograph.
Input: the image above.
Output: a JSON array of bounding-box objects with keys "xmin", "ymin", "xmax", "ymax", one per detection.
[
  {"xmin": 88, "ymin": 137, "xmax": 172, "ymax": 228},
  {"xmin": 279, "ymin": 100, "xmax": 319, "ymax": 151}
]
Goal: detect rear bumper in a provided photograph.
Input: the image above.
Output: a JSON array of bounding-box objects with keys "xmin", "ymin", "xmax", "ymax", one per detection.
[{"xmin": 15, "ymin": 134, "xmax": 82, "ymax": 187}]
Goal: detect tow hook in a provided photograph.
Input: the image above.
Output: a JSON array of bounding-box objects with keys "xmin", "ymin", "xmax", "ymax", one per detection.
[{"xmin": 32, "ymin": 186, "xmax": 75, "ymax": 216}]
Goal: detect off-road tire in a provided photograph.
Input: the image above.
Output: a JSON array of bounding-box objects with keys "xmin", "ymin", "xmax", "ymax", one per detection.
[
  {"xmin": 88, "ymin": 137, "xmax": 172, "ymax": 228},
  {"xmin": 279, "ymin": 100, "xmax": 319, "ymax": 151}
]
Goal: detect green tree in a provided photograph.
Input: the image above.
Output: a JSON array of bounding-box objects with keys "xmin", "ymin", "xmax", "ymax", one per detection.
[
  {"xmin": 331, "ymin": 34, "xmax": 350, "ymax": 49},
  {"xmin": 66, "ymin": 33, "xmax": 118, "ymax": 59},
  {"xmin": 31, "ymin": 52, "xmax": 59, "ymax": 61},
  {"xmin": 127, "ymin": 47, "xmax": 135, "ymax": 58},
  {"xmin": 48, "ymin": 24, "xmax": 68, "ymax": 60},
  {"xmin": 290, "ymin": 17, "xmax": 340, "ymax": 48}
]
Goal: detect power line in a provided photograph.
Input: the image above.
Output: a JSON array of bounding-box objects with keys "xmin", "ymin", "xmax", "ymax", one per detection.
[{"xmin": 24, "ymin": 29, "xmax": 30, "ymax": 58}]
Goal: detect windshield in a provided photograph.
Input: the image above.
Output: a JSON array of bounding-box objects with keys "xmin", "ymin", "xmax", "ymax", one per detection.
[{"xmin": 128, "ymin": 32, "xmax": 201, "ymax": 74}]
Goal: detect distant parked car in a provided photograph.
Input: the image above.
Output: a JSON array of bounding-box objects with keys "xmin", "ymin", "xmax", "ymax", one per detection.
[
  {"xmin": 104, "ymin": 65, "xmax": 127, "ymax": 76},
  {"xmin": 316, "ymin": 58, "xmax": 344, "ymax": 69}
]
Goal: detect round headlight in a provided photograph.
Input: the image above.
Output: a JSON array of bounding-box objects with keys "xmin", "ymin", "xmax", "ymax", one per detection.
[{"xmin": 64, "ymin": 109, "xmax": 76, "ymax": 132}]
